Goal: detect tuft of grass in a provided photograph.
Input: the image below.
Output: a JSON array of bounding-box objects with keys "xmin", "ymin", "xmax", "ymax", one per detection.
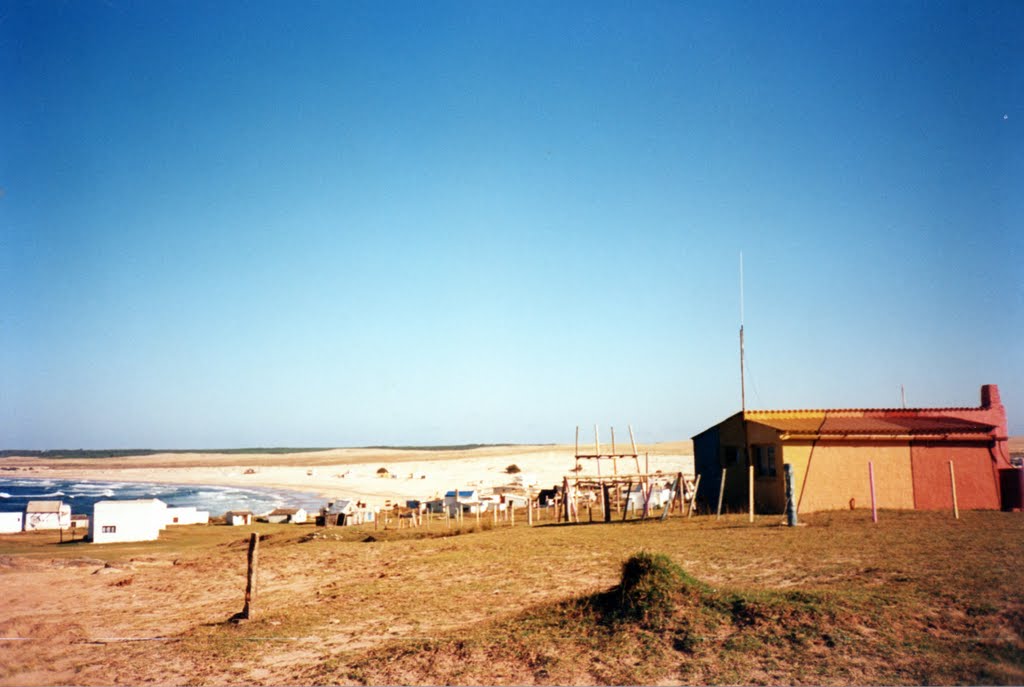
[{"xmin": 615, "ymin": 551, "xmax": 686, "ymax": 628}]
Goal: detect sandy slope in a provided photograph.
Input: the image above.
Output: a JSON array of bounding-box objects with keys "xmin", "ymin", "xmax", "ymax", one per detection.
[{"xmin": 0, "ymin": 443, "xmax": 695, "ymax": 509}]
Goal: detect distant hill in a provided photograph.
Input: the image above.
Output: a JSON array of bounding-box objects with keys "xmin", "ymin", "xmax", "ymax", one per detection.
[{"xmin": 0, "ymin": 447, "xmax": 335, "ymax": 459}]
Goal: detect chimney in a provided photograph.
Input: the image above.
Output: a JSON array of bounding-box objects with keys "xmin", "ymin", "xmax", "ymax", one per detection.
[{"xmin": 980, "ymin": 384, "xmax": 1002, "ymax": 409}]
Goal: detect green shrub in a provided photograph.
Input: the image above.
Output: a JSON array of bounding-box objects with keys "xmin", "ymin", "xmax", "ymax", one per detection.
[{"xmin": 616, "ymin": 551, "xmax": 686, "ymax": 628}]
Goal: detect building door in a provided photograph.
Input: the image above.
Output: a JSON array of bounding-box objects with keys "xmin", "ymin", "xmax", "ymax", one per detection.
[{"xmin": 999, "ymin": 469, "xmax": 1023, "ymax": 512}]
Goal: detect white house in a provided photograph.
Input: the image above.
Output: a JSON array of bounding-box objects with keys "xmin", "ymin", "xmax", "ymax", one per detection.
[
  {"xmin": 444, "ymin": 490, "xmax": 484, "ymax": 516},
  {"xmin": 24, "ymin": 501, "xmax": 71, "ymax": 531},
  {"xmin": 266, "ymin": 507, "xmax": 307, "ymax": 524},
  {"xmin": 0, "ymin": 512, "xmax": 23, "ymax": 533},
  {"xmin": 165, "ymin": 506, "xmax": 209, "ymax": 526},
  {"xmin": 225, "ymin": 510, "xmax": 253, "ymax": 526},
  {"xmin": 90, "ymin": 499, "xmax": 168, "ymax": 544}
]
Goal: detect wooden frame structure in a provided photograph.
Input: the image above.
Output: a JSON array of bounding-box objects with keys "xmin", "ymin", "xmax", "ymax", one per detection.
[{"xmin": 561, "ymin": 425, "xmax": 696, "ymax": 523}]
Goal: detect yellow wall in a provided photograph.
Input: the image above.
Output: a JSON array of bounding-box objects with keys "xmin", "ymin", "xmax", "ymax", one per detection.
[{"xmin": 785, "ymin": 441, "xmax": 914, "ymax": 513}]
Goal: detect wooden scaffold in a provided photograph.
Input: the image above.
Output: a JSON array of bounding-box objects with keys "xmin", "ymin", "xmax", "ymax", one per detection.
[{"xmin": 561, "ymin": 425, "xmax": 698, "ymax": 523}]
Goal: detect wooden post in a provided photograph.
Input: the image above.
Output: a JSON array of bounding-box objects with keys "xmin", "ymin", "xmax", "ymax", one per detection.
[
  {"xmin": 717, "ymin": 467, "xmax": 727, "ymax": 519},
  {"xmin": 640, "ymin": 478, "xmax": 651, "ymax": 520},
  {"xmin": 594, "ymin": 425, "xmax": 600, "ymax": 456},
  {"xmin": 603, "ymin": 483, "xmax": 612, "ymax": 522},
  {"xmin": 628, "ymin": 425, "xmax": 638, "ymax": 456},
  {"xmin": 869, "ymin": 461, "xmax": 878, "ymax": 523},
  {"xmin": 562, "ymin": 477, "xmax": 570, "ymax": 522},
  {"xmin": 610, "ymin": 427, "xmax": 616, "ymax": 454},
  {"xmin": 687, "ymin": 474, "xmax": 702, "ymax": 518},
  {"xmin": 575, "ymin": 425, "xmax": 579, "ymax": 458},
  {"xmin": 748, "ymin": 463, "xmax": 755, "ymax": 523},
  {"xmin": 676, "ymin": 472, "xmax": 685, "ymax": 514},
  {"xmin": 949, "ymin": 460, "xmax": 959, "ymax": 520},
  {"xmin": 622, "ymin": 481, "xmax": 633, "ymax": 521},
  {"xmin": 240, "ymin": 533, "xmax": 259, "ymax": 620}
]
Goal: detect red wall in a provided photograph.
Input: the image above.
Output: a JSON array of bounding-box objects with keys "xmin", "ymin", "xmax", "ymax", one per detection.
[{"xmin": 911, "ymin": 443, "xmax": 1000, "ymax": 510}]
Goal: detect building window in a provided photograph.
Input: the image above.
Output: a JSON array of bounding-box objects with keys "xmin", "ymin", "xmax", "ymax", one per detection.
[
  {"xmin": 754, "ymin": 445, "xmax": 777, "ymax": 477},
  {"xmin": 102, "ymin": 525, "xmax": 116, "ymax": 533}
]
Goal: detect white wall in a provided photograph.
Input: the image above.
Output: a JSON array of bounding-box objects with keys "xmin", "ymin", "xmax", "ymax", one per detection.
[
  {"xmin": 0, "ymin": 512, "xmax": 23, "ymax": 533},
  {"xmin": 24, "ymin": 506, "xmax": 71, "ymax": 531},
  {"xmin": 166, "ymin": 507, "xmax": 209, "ymax": 526},
  {"xmin": 91, "ymin": 500, "xmax": 167, "ymax": 544}
]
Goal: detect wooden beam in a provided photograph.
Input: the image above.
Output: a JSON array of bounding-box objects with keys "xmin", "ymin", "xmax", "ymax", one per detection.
[
  {"xmin": 240, "ymin": 533, "xmax": 259, "ymax": 620},
  {"xmin": 716, "ymin": 468, "xmax": 727, "ymax": 519}
]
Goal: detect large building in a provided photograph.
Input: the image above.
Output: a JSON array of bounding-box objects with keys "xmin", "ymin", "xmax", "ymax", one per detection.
[{"xmin": 693, "ymin": 384, "xmax": 1019, "ymax": 515}]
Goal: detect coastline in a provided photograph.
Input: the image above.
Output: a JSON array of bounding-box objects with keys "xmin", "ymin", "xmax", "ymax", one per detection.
[{"xmin": 0, "ymin": 443, "xmax": 696, "ymax": 508}]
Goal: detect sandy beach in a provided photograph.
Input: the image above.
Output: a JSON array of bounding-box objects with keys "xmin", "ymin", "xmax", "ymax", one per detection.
[{"xmin": 0, "ymin": 443, "xmax": 695, "ymax": 510}]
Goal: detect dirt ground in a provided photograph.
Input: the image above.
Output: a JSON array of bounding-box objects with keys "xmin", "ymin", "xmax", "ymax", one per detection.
[{"xmin": 1, "ymin": 507, "xmax": 1022, "ymax": 686}]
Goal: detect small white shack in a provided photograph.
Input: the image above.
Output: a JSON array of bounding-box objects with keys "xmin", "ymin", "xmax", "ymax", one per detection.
[
  {"xmin": 0, "ymin": 512, "xmax": 24, "ymax": 533},
  {"xmin": 444, "ymin": 489, "xmax": 483, "ymax": 516},
  {"xmin": 91, "ymin": 499, "xmax": 168, "ymax": 544},
  {"xmin": 225, "ymin": 510, "xmax": 253, "ymax": 526},
  {"xmin": 266, "ymin": 507, "xmax": 307, "ymax": 524},
  {"xmin": 24, "ymin": 501, "xmax": 71, "ymax": 531},
  {"xmin": 166, "ymin": 506, "xmax": 209, "ymax": 525}
]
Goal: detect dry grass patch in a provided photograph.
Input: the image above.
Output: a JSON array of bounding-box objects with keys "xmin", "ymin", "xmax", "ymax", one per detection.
[{"xmin": 0, "ymin": 511, "xmax": 1021, "ymax": 685}]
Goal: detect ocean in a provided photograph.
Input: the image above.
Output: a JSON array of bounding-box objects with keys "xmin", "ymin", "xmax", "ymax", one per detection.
[{"xmin": 0, "ymin": 477, "xmax": 327, "ymax": 517}]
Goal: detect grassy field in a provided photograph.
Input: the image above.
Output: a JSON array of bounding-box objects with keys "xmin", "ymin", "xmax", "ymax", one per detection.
[{"xmin": 1, "ymin": 509, "xmax": 1022, "ymax": 685}]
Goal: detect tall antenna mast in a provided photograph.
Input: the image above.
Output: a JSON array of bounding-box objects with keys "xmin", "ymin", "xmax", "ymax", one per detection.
[{"xmin": 740, "ymin": 251, "xmax": 746, "ymax": 414}]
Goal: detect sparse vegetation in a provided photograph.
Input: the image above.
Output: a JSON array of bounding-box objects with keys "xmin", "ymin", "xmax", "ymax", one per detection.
[
  {"xmin": 505, "ymin": 463, "xmax": 521, "ymax": 474},
  {"xmin": 0, "ymin": 510, "xmax": 1022, "ymax": 685}
]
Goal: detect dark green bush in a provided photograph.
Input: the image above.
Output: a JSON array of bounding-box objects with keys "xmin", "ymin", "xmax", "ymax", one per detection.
[{"xmin": 616, "ymin": 551, "xmax": 686, "ymax": 628}]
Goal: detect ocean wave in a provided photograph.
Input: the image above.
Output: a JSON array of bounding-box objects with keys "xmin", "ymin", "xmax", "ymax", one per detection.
[{"xmin": 0, "ymin": 492, "xmax": 9, "ymax": 498}]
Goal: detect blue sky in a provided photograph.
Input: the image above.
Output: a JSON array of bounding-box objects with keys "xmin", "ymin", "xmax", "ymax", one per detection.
[{"xmin": 1, "ymin": 1, "xmax": 1021, "ymax": 449}]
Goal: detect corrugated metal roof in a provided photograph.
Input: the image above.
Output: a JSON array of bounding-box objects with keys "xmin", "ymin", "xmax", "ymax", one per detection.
[{"xmin": 748, "ymin": 413, "xmax": 994, "ymax": 435}]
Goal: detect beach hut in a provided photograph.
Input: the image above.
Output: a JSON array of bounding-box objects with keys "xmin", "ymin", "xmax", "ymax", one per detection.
[
  {"xmin": 90, "ymin": 499, "xmax": 168, "ymax": 544},
  {"xmin": 24, "ymin": 501, "xmax": 71, "ymax": 531},
  {"xmin": 0, "ymin": 512, "xmax": 23, "ymax": 533},
  {"xmin": 225, "ymin": 510, "xmax": 253, "ymax": 526},
  {"xmin": 266, "ymin": 507, "xmax": 307, "ymax": 524},
  {"xmin": 693, "ymin": 384, "xmax": 1016, "ymax": 515},
  {"xmin": 444, "ymin": 489, "xmax": 484, "ymax": 516},
  {"xmin": 165, "ymin": 506, "xmax": 209, "ymax": 526}
]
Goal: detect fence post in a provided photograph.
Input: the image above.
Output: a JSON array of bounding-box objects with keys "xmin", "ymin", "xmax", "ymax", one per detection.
[
  {"xmin": 784, "ymin": 463, "xmax": 797, "ymax": 527},
  {"xmin": 240, "ymin": 533, "xmax": 259, "ymax": 620}
]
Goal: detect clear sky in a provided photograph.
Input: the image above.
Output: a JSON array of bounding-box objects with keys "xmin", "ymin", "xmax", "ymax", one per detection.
[{"xmin": 2, "ymin": 1, "xmax": 1021, "ymax": 449}]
